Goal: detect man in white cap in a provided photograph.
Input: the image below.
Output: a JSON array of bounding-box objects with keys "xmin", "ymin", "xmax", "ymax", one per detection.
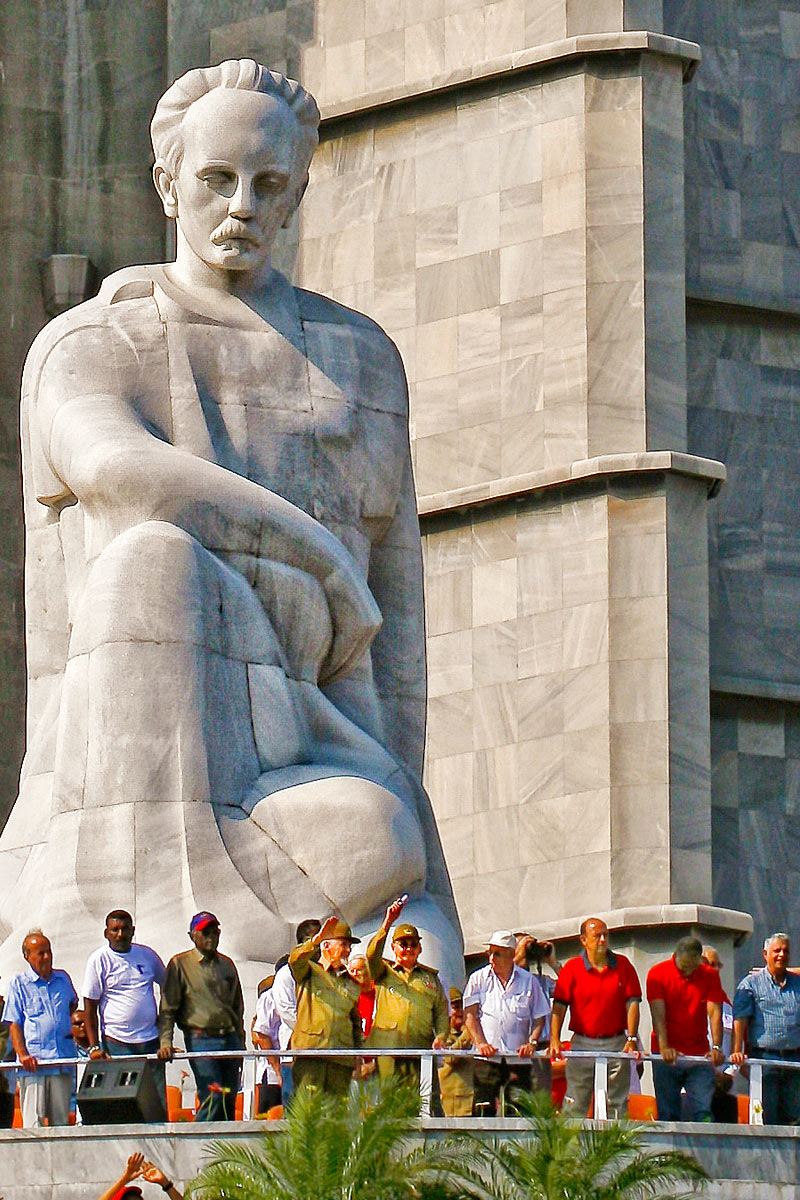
[{"xmin": 462, "ymin": 930, "xmax": 550, "ymax": 1115}]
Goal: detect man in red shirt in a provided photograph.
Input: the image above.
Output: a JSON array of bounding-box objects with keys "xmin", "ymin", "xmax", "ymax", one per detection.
[
  {"xmin": 549, "ymin": 917, "xmax": 641, "ymax": 1118},
  {"xmin": 646, "ymin": 936, "xmax": 725, "ymax": 1121}
]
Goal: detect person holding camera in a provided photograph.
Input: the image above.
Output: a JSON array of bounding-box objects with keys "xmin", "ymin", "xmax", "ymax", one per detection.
[{"xmin": 514, "ymin": 933, "xmax": 562, "ymax": 1050}]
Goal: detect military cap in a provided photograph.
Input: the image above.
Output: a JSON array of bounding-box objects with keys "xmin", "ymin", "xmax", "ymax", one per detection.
[
  {"xmin": 322, "ymin": 918, "xmax": 360, "ymax": 943},
  {"xmin": 392, "ymin": 923, "xmax": 420, "ymax": 941},
  {"xmin": 449, "ymin": 987, "xmax": 463, "ymax": 1003}
]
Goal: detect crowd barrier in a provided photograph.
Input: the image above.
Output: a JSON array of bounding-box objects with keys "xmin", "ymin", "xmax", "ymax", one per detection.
[{"xmin": 1, "ymin": 1047, "xmax": 795, "ymax": 1126}]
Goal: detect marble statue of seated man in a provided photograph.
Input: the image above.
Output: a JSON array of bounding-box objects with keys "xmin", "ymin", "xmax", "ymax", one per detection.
[{"xmin": 0, "ymin": 60, "xmax": 462, "ymax": 987}]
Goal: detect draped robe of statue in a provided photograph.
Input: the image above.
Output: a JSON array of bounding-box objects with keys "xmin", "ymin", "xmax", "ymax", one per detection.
[{"xmin": 0, "ymin": 263, "xmax": 462, "ymax": 986}]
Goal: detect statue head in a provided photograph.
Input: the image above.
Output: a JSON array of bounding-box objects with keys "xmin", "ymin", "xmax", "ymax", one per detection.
[{"xmin": 151, "ymin": 60, "xmax": 319, "ymax": 278}]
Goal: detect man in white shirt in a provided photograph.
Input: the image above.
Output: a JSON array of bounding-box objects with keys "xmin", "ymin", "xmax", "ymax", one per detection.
[
  {"xmin": 252, "ymin": 975, "xmax": 283, "ymax": 1113},
  {"xmin": 463, "ymin": 929, "xmax": 551, "ymax": 1116},
  {"xmin": 82, "ymin": 910, "xmax": 166, "ymax": 1091}
]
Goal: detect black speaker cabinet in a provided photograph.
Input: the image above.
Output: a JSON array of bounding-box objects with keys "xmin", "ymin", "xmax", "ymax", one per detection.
[{"xmin": 77, "ymin": 1058, "xmax": 166, "ymax": 1124}]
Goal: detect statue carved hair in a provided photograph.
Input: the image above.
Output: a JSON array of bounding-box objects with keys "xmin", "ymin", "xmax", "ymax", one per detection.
[{"xmin": 150, "ymin": 59, "xmax": 320, "ymax": 177}]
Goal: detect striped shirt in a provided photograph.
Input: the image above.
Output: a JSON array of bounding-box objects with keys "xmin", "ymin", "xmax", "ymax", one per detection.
[{"xmin": 733, "ymin": 970, "xmax": 800, "ymax": 1050}]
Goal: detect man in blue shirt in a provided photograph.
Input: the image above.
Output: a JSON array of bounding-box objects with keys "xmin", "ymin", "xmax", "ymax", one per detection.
[
  {"xmin": 2, "ymin": 929, "xmax": 77, "ymax": 1126},
  {"xmin": 731, "ymin": 932, "xmax": 800, "ymax": 1125}
]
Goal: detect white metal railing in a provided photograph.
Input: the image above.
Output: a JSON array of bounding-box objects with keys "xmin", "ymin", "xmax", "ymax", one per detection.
[{"xmin": 0, "ymin": 1048, "xmax": 794, "ymax": 1125}]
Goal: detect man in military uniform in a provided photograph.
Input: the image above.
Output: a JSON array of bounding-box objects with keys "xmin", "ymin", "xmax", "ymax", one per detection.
[
  {"xmin": 366, "ymin": 898, "xmax": 449, "ymax": 1088},
  {"xmin": 289, "ymin": 915, "xmax": 362, "ymax": 1095},
  {"xmin": 438, "ymin": 988, "xmax": 474, "ymax": 1117}
]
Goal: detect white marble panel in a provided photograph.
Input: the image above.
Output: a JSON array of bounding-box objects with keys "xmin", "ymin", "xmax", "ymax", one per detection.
[
  {"xmin": 425, "ymin": 750, "xmax": 474, "ymax": 820},
  {"xmin": 562, "ymin": 600, "xmax": 609, "ymax": 669},
  {"xmin": 473, "ymin": 558, "xmax": 518, "ymax": 626},
  {"xmin": 473, "ymin": 742, "xmax": 517, "ymax": 810},
  {"xmin": 518, "ymin": 609, "xmax": 563, "ymax": 678}
]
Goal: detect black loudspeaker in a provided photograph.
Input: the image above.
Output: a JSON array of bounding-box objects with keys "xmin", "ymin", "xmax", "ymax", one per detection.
[{"xmin": 77, "ymin": 1058, "xmax": 167, "ymax": 1124}]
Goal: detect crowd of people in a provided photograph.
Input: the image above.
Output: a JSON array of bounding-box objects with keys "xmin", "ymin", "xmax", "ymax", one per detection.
[{"xmin": 2, "ymin": 900, "xmax": 800, "ymax": 1129}]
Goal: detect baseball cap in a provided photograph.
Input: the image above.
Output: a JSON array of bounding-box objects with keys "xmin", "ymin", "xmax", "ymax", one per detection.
[
  {"xmin": 392, "ymin": 923, "xmax": 420, "ymax": 941},
  {"xmin": 485, "ymin": 929, "xmax": 516, "ymax": 950},
  {"xmin": 190, "ymin": 911, "xmax": 219, "ymax": 932},
  {"xmin": 322, "ymin": 919, "xmax": 360, "ymax": 943}
]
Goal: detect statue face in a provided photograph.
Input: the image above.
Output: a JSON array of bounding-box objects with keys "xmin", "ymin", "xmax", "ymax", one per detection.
[{"xmin": 164, "ymin": 88, "xmax": 303, "ymax": 275}]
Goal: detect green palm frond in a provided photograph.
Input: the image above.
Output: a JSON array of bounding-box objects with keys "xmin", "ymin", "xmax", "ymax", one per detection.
[
  {"xmin": 186, "ymin": 1078, "xmax": 709, "ymax": 1200},
  {"xmin": 187, "ymin": 1077, "xmax": 481, "ymax": 1200},
  {"xmin": 466, "ymin": 1090, "xmax": 708, "ymax": 1200}
]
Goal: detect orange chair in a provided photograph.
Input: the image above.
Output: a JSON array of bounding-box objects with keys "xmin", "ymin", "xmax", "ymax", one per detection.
[{"xmin": 627, "ymin": 1093, "xmax": 658, "ymax": 1120}]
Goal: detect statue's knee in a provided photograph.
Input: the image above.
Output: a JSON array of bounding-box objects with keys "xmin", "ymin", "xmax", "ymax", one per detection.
[{"xmin": 70, "ymin": 521, "xmax": 208, "ymax": 652}]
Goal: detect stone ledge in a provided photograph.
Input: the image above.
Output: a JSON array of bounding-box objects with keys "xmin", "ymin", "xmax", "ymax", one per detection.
[
  {"xmin": 711, "ymin": 674, "xmax": 800, "ymax": 704},
  {"xmin": 496, "ymin": 903, "xmax": 754, "ymax": 954},
  {"xmin": 0, "ymin": 1113, "xmax": 797, "ymax": 1199},
  {"xmin": 318, "ymin": 31, "xmax": 702, "ymax": 126},
  {"xmin": 417, "ymin": 451, "xmax": 726, "ymax": 518}
]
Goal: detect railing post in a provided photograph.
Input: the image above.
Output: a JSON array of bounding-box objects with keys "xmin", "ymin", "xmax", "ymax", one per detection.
[
  {"xmin": 419, "ymin": 1052, "xmax": 433, "ymax": 1117},
  {"xmin": 242, "ymin": 1052, "xmax": 257, "ymax": 1119},
  {"xmin": 593, "ymin": 1055, "xmax": 609, "ymax": 1120},
  {"xmin": 749, "ymin": 1061, "xmax": 764, "ymax": 1125}
]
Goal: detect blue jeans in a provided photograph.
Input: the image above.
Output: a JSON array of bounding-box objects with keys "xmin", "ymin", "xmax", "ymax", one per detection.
[
  {"xmin": 280, "ymin": 1062, "xmax": 294, "ymax": 1107},
  {"xmin": 751, "ymin": 1048, "xmax": 800, "ymax": 1126},
  {"xmin": 104, "ymin": 1035, "xmax": 166, "ymax": 1107},
  {"xmin": 653, "ymin": 1060, "xmax": 715, "ymax": 1121},
  {"xmin": 184, "ymin": 1032, "xmax": 242, "ymax": 1121}
]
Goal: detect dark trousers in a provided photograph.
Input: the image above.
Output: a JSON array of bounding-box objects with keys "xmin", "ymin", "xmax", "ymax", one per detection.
[
  {"xmin": 104, "ymin": 1035, "xmax": 166, "ymax": 1105},
  {"xmin": 473, "ymin": 1057, "xmax": 551, "ymax": 1116},
  {"xmin": 652, "ymin": 1061, "xmax": 715, "ymax": 1121},
  {"xmin": 257, "ymin": 1080, "xmax": 282, "ymax": 1113},
  {"xmin": 751, "ymin": 1048, "xmax": 800, "ymax": 1126},
  {"xmin": 185, "ymin": 1032, "xmax": 242, "ymax": 1121}
]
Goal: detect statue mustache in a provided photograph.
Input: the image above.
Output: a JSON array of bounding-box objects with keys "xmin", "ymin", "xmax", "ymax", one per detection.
[{"xmin": 211, "ymin": 219, "xmax": 261, "ymax": 246}]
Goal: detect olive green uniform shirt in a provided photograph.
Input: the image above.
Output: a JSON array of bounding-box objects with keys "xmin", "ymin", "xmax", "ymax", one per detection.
[
  {"xmin": 158, "ymin": 949, "xmax": 244, "ymax": 1049},
  {"xmin": 365, "ymin": 929, "xmax": 449, "ymax": 1049},
  {"xmin": 289, "ymin": 939, "xmax": 362, "ymax": 1059}
]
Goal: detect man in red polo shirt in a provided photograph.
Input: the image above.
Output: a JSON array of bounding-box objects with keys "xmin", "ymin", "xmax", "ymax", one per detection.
[
  {"xmin": 549, "ymin": 917, "xmax": 641, "ymax": 1118},
  {"xmin": 646, "ymin": 936, "xmax": 725, "ymax": 1121}
]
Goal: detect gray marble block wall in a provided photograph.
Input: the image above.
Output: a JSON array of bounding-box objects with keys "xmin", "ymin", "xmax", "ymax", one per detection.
[{"xmin": 712, "ymin": 692, "xmax": 800, "ymax": 982}]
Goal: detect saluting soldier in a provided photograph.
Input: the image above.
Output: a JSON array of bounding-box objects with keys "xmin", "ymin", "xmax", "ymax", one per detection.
[
  {"xmin": 366, "ymin": 897, "xmax": 449, "ymax": 1086},
  {"xmin": 289, "ymin": 915, "xmax": 362, "ymax": 1095}
]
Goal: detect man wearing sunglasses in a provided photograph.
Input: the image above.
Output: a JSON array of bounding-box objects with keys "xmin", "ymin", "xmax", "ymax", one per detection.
[{"xmin": 366, "ymin": 897, "xmax": 449, "ymax": 1087}]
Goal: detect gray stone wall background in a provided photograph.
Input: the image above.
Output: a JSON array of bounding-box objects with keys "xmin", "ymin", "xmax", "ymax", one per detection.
[
  {"xmin": 711, "ymin": 691, "xmax": 800, "ymax": 976},
  {"xmin": 669, "ymin": 0, "xmax": 800, "ymax": 977}
]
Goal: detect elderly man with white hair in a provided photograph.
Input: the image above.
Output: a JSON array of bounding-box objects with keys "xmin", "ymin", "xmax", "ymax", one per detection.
[
  {"xmin": 732, "ymin": 932, "xmax": 800, "ymax": 1125},
  {"xmin": 462, "ymin": 930, "xmax": 550, "ymax": 1116}
]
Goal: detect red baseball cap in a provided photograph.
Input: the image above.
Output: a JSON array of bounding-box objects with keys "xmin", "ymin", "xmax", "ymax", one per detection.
[{"xmin": 190, "ymin": 911, "xmax": 219, "ymax": 932}]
